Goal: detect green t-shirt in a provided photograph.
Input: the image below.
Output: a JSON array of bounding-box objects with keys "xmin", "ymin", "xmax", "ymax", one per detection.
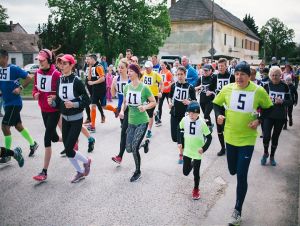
[
  {"xmin": 179, "ymin": 116, "xmax": 211, "ymax": 160},
  {"xmin": 124, "ymin": 82, "xmax": 153, "ymax": 125},
  {"xmin": 213, "ymin": 81, "xmax": 273, "ymax": 146}
]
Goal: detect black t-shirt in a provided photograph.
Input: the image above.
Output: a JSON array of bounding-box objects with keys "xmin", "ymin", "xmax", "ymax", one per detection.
[
  {"xmin": 212, "ymin": 71, "xmax": 235, "ymax": 94},
  {"xmin": 196, "ymin": 75, "xmax": 216, "ymax": 103}
]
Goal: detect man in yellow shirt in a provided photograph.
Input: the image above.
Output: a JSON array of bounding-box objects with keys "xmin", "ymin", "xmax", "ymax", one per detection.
[{"xmin": 141, "ymin": 61, "xmax": 163, "ymax": 138}]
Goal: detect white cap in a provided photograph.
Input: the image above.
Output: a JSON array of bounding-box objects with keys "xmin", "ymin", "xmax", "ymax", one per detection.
[{"xmin": 145, "ymin": 61, "xmax": 153, "ymax": 68}]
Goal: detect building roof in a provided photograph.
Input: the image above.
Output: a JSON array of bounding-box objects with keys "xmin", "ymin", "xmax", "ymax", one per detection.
[
  {"xmin": 169, "ymin": 0, "xmax": 260, "ymax": 40},
  {"xmin": 0, "ymin": 32, "xmax": 39, "ymax": 53}
]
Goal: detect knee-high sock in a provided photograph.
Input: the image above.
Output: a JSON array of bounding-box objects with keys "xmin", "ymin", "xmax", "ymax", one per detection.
[
  {"xmin": 69, "ymin": 158, "xmax": 84, "ymax": 173},
  {"xmin": 217, "ymin": 133, "xmax": 225, "ymax": 149},
  {"xmin": 91, "ymin": 106, "xmax": 96, "ymax": 128},
  {"xmin": 4, "ymin": 135, "xmax": 12, "ymax": 149},
  {"xmin": 74, "ymin": 151, "xmax": 88, "ymax": 164},
  {"xmin": 20, "ymin": 128, "xmax": 35, "ymax": 146},
  {"xmin": 104, "ymin": 104, "xmax": 117, "ymax": 112}
]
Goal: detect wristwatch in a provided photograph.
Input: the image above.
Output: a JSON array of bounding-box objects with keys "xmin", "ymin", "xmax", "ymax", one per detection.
[{"xmin": 19, "ymin": 85, "xmax": 24, "ymax": 90}]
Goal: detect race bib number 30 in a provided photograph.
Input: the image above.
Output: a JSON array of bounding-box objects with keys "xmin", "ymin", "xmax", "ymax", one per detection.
[
  {"xmin": 126, "ymin": 90, "xmax": 142, "ymax": 106},
  {"xmin": 0, "ymin": 67, "xmax": 10, "ymax": 81},
  {"xmin": 174, "ymin": 87, "xmax": 188, "ymax": 101},
  {"xmin": 37, "ymin": 74, "xmax": 53, "ymax": 92},
  {"xmin": 230, "ymin": 90, "xmax": 255, "ymax": 113}
]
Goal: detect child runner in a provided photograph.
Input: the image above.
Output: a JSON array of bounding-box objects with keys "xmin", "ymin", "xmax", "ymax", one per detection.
[
  {"xmin": 0, "ymin": 49, "xmax": 38, "ymax": 164},
  {"xmin": 119, "ymin": 64, "xmax": 156, "ymax": 182},
  {"xmin": 106, "ymin": 66, "xmax": 114, "ymax": 102},
  {"xmin": 178, "ymin": 101, "xmax": 212, "ymax": 200},
  {"xmin": 169, "ymin": 66, "xmax": 196, "ymax": 164},
  {"xmin": 47, "ymin": 54, "xmax": 91, "ymax": 183}
]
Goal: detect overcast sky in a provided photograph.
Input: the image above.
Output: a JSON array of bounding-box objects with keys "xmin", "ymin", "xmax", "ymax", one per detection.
[{"xmin": 1, "ymin": 0, "xmax": 300, "ymax": 43}]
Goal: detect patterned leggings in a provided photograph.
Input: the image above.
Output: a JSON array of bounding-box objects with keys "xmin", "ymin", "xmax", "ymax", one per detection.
[{"xmin": 126, "ymin": 123, "xmax": 148, "ymax": 173}]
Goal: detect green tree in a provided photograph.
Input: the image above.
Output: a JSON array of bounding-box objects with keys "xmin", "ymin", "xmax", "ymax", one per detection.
[
  {"xmin": 260, "ymin": 18, "xmax": 295, "ymax": 61},
  {"xmin": 39, "ymin": 0, "xmax": 171, "ymax": 62},
  {"xmin": 0, "ymin": 4, "xmax": 10, "ymax": 32},
  {"xmin": 242, "ymin": 14, "xmax": 259, "ymax": 37}
]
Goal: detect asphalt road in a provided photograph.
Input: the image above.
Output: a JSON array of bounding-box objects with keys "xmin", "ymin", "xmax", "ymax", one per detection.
[{"xmin": 0, "ymin": 99, "xmax": 299, "ymax": 226}]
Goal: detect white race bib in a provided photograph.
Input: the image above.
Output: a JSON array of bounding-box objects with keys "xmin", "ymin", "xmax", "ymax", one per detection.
[
  {"xmin": 59, "ymin": 82, "xmax": 75, "ymax": 101},
  {"xmin": 161, "ymin": 74, "xmax": 166, "ymax": 82},
  {"xmin": 269, "ymin": 91, "xmax": 285, "ymax": 103},
  {"xmin": 184, "ymin": 118, "xmax": 201, "ymax": 137},
  {"xmin": 174, "ymin": 86, "xmax": 189, "ymax": 101},
  {"xmin": 0, "ymin": 67, "xmax": 11, "ymax": 81},
  {"xmin": 37, "ymin": 73, "xmax": 53, "ymax": 92},
  {"xmin": 229, "ymin": 90, "xmax": 255, "ymax": 113},
  {"xmin": 126, "ymin": 90, "xmax": 142, "ymax": 106},
  {"xmin": 217, "ymin": 78, "xmax": 230, "ymax": 91},
  {"xmin": 201, "ymin": 84, "xmax": 210, "ymax": 93},
  {"xmin": 143, "ymin": 76, "xmax": 153, "ymax": 86},
  {"xmin": 116, "ymin": 81, "xmax": 127, "ymax": 95}
]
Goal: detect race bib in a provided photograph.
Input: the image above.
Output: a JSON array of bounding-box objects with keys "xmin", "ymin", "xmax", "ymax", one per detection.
[
  {"xmin": 143, "ymin": 76, "xmax": 153, "ymax": 86},
  {"xmin": 126, "ymin": 90, "xmax": 142, "ymax": 106},
  {"xmin": 116, "ymin": 81, "xmax": 127, "ymax": 94},
  {"xmin": 201, "ymin": 84, "xmax": 210, "ymax": 93},
  {"xmin": 229, "ymin": 90, "xmax": 255, "ymax": 113},
  {"xmin": 59, "ymin": 83, "xmax": 75, "ymax": 101},
  {"xmin": 37, "ymin": 74, "xmax": 53, "ymax": 92},
  {"xmin": 0, "ymin": 67, "xmax": 10, "ymax": 81},
  {"xmin": 184, "ymin": 119, "xmax": 201, "ymax": 136},
  {"xmin": 161, "ymin": 74, "xmax": 166, "ymax": 82},
  {"xmin": 174, "ymin": 86, "xmax": 189, "ymax": 101},
  {"xmin": 217, "ymin": 78, "xmax": 230, "ymax": 91},
  {"xmin": 269, "ymin": 91, "xmax": 285, "ymax": 103}
]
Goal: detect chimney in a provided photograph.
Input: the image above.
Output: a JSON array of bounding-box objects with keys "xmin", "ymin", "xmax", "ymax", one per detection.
[{"xmin": 171, "ymin": 0, "xmax": 176, "ymax": 6}]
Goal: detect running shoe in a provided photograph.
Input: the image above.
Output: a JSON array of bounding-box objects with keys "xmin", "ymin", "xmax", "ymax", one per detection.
[
  {"xmin": 154, "ymin": 111, "xmax": 159, "ymax": 123},
  {"xmin": 13, "ymin": 147, "xmax": 24, "ymax": 167},
  {"xmin": 33, "ymin": 171, "xmax": 47, "ymax": 181},
  {"xmin": 283, "ymin": 124, "xmax": 287, "ymax": 130},
  {"xmin": 114, "ymin": 109, "xmax": 119, "ymax": 118},
  {"xmin": 270, "ymin": 157, "xmax": 277, "ymax": 166},
  {"xmin": 71, "ymin": 172, "xmax": 85, "ymax": 183},
  {"xmin": 88, "ymin": 137, "xmax": 95, "ymax": 153},
  {"xmin": 83, "ymin": 119, "xmax": 91, "ymax": 125},
  {"xmin": 229, "ymin": 209, "xmax": 242, "ymax": 226},
  {"xmin": 178, "ymin": 154, "xmax": 183, "ymax": 164},
  {"xmin": 83, "ymin": 158, "xmax": 91, "ymax": 176},
  {"xmin": 143, "ymin": 139, "xmax": 150, "ymax": 154},
  {"xmin": 217, "ymin": 148, "xmax": 226, "ymax": 156},
  {"xmin": 261, "ymin": 154, "xmax": 269, "ymax": 166},
  {"xmin": 130, "ymin": 171, "xmax": 141, "ymax": 182},
  {"xmin": 101, "ymin": 116, "xmax": 106, "ymax": 123},
  {"xmin": 289, "ymin": 119, "xmax": 293, "ymax": 127},
  {"xmin": 0, "ymin": 156, "xmax": 11, "ymax": 164},
  {"xmin": 60, "ymin": 150, "xmax": 66, "ymax": 156},
  {"xmin": 29, "ymin": 141, "xmax": 39, "ymax": 157},
  {"xmin": 146, "ymin": 130, "xmax": 152, "ymax": 139},
  {"xmin": 112, "ymin": 156, "xmax": 122, "ymax": 164},
  {"xmin": 155, "ymin": 119, "xmax": 162, "ymax": 127},
  {"xmin": 87, "ymin": 126, "xmax": 96, "ymax": 133},
  {"xmin": 192, "ymin": 188, "xmax": 200, "ymax": 200}
]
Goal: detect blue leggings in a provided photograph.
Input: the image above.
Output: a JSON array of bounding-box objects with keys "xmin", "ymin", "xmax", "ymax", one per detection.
[{"xmin": 226, "ymin": 143, "xmax": 254, "ymax": 214}]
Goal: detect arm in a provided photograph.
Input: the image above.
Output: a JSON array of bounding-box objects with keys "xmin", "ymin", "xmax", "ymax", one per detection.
[
  {"xmin": 202, "ymin": 134, "xmax": 212, "ymax": 153},
  {"xmin": 73, "ymin": 79, "xmax": 91, "ymax": 109},
  {"xmin": 294, "ymin": 88, "xmax": 298, "ymax": 105},
  {"xmin": 32, "ymin": 72, "xmax": 39, "ymax": 98}
]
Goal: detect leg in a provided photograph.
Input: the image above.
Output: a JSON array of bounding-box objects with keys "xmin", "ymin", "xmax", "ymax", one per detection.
[
  {"xmin": 226, "ymin": 143, "xmax": 239, "ymax": 176},
  {"xmin": 270, "ymin": 119, "xmax": 285, "ymax": 164},
  {"xmin": 118, "ymin": 109, "xmax": 129, "ymax": 158},
  {"xmin": 262, "ymin": 118, "xmax": 273, "ymax": 157},
  {"xmin": 182, "ymin": 155, "xmax": 193, "ymax": 176},
  {"xmin": 193, "ymin": 159, "xmax": 201, "ymax": 189}
]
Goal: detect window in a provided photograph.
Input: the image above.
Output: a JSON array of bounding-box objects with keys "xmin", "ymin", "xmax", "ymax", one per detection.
[
  {"xmin": 250, "ymin": 41, "xmax": 252, "ymax": 50},
  {"xmin": 224, "ymin": 34, "xmax": 227, "ymax": 46},
  {"xmin": 245, "ymin": 39, "xmax": 248, "ymax": 49},
  {"xmin": 11, "ymin": 58, "xmax": 16, "ymax": 65},
  {"xmin": 242, "ymin": 39, "xmax": 244, "ymax": 48},
  {"xmin": 253, "ymin": 42, "xmax": 256, "ymax": 51},
  {"xmin": 234, "ymin": 37, "xmax": 237, "ymax": 47}
]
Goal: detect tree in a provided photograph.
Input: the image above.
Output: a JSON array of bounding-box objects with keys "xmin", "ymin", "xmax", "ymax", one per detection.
[
  {"xmin": 243, "ymin": 14, "xmax": 259, "ymax": 37},
  {"xmin": 260, "ymin": 18, "xmax": 295, "ymax": 62},
  {"xmin": 0, "ymin": 4, "xmax": 10, "ymax": 32},
  {"xmin": 39, "ymin": 0, "xmax": 171, "ymax": 62}
]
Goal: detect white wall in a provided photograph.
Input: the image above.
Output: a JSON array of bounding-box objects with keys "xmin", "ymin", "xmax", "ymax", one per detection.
[{"xmin": 8, "ymin": 53, "xmax": 23, "ymax": 67}]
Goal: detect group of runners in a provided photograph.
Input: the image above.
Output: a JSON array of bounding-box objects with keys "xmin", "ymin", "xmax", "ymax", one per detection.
[{"xmin": 0, "ymin": 47, "xmax": 298, "ymax": 226}]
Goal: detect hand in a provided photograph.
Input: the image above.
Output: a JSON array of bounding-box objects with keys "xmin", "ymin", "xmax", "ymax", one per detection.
[
  {"xmin": 64, "ymin": 101, "xmax": 74, "ymax": 109},
  {"xmin": 217, "ymin": 115, "xmax": 225, "ymax": 125},
  {"xmin": 177, "ymin": 144, "xmax": 182, "ymax": 149},
  {"xmin": 88, "ymin": 81, "xmax": 94, "ymax": 86},
  {"xmin": 158, "ymin": 92, "xmax": 162, "ymax": 99},
  {"xmin": 47, "ymin": 95, "xmax": 55, "ymax": 106},
  {"xmin": 198, "ymin": 148, "xmax": 203, "ymax": 154},
  {"xmin": 248, "ymin": 119, "xmax": 260, "ymax": 130},
  {"xmin": 12, "ymin": 87, "xmax": 22, "ymax": 95},
  {"xmin": 138, "ymin": 105, "xmax": 146, "ymax": 112},
  {"xmin": 119, "ymin": 111, "xmax": 124, "ymax": 119},
  {"xmin": 206, "ymin": 91, "xmax": 212, "ymax": 96},
  {"xmin": 182, "ymin": 99, "xmax": 190, "ymax": 105},
  {"xmin": 275, "ymin": 97, "xmax": 283, "ymax": 104},
  {"xmin": 169, "ymin": 103, "xmax": 173, "ymax": 109},
  {"xmin": 34, "ymin": 92, "xmax": 40, "ymax": 100}
]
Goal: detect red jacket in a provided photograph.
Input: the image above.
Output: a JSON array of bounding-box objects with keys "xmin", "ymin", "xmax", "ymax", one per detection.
[{"xmin": 32, "ymin": 65, "xmax": 61, "ymax": 112}]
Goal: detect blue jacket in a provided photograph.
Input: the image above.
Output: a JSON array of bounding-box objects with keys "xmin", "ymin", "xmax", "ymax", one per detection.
[{"xmin": 185, "ymin": 64, "xmax": 198, "ymax": 87}]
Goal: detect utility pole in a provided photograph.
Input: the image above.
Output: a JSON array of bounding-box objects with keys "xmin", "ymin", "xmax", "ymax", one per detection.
[{"xmin": 211, "ymin": 0, "xmax": 214, "ymax": 62}]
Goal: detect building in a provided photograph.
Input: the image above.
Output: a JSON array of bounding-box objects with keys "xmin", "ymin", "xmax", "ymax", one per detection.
[
  {"xmin": 0, "ymin": 21, "xmax": 39, "ymax": 67},
  {"xmin": 159, "ymin": 0, "xmax": 260, "ymax": 64}
]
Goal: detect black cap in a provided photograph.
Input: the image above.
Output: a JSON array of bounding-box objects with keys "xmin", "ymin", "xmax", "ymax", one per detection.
[
  {"xmin": 235, "ymin": 61, "xmax": 251, "ymax": 76},
  {"xmin": 0, "ymin": 49, "xmax": 8, "ymax": 57},
  {"xmin": 203, "ymin": 64, "xmax": 213, "ymax": 71},
  {"xmin": 187, "ymin": 101, "xmax": 200, "ymax": 113}
]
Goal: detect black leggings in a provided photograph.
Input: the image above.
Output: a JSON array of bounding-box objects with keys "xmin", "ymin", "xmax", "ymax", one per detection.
[
  {"xmin": 126, "ymin": 123, "xmax": 148, "ymax": 173},
  {"xmin": 263, "ymin": 118, "xmax": 285, "ymax": 157},
  {"xmin": 170, "ymin": 115, "xmax": 184, "ymax": 143},
  {"xmin": 158, "ymin": 93, "xmax": 169, "ymax": 120},
  {"xmin": 200, "ymin": 101, "xmax": 213, "ymax": 126},
  {"xmin": 118, "ymin": 109, "xmax": 129, "ymax": 158},
  {"xmin": 183, "ymin": 156, "xmax": 201, "ymax": 189},
  {"xmin": 214, "ymin": 113, "xmax": 225, "ymax": 149},
  {"xmin": 41, "ymin": 111, "xmax": 60, "ymax": 147},
  {"xmin": 62, "ymin": 118, "xmax": 82, "ymax": 158},
  {"xmin": 86, "ymin": 83, "xmax": 104, "ymax": 118}
]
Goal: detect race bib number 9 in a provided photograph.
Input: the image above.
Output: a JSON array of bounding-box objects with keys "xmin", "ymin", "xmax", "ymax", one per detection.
[
  {"xmin": 0, "ymin": 67, "xmax": 10, "ymax": 81},
  {"xmin": 269, "ymin": 91, "xmax": 284, "ymax": 103},
  {"xmin": 217, "ymin": 78, "xmax": 230, "ymax": 91},
  {"xmin": 59, "ymin": 83, "xmax": 75, "ymax": 101},
  {"xmin": 37, "ymin": 74, "xmax": 53, "ymax": 92},
  {"xmin": 174, "ymin": 87, "xmax": 188, "ymax": 101},
  {"xmin": 143, "ymin": 76, "xmax": 153, "ymax": 86},
  {"xmin": 126, "ymin": 90, "xmax": 142, "ymax": 106},
  {"xmin": 229, "ymin": 90, "xmax": 255, "ymax": 113}
]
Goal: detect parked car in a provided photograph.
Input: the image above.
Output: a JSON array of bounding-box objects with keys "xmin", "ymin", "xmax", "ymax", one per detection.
[
  {"xmin": 23, "ymin": 64, "xmax": 39, "ymax": 74},
  {"xmin": 160, "ymin": 55, "xmax": 182, "ymax": 64}
]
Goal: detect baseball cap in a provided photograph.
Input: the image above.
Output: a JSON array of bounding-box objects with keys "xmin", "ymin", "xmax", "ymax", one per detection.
[
  {"xmin": 58, "ymin": 54, "xmax": 76, "ymax": 65},
  {"xmin": 235, "ymin": 61, "xmax": 251, "ymax": 76},
  {"xmin": 144, "ymin": 61, "xmax": 153, "ymax": 68},
  {"xmin": 36, "ymin": 49, "xmax": 52, "ymax": 61},
  {"xmin": 203, "ymin": 64, "xmax": 213, "ymax": 71}
]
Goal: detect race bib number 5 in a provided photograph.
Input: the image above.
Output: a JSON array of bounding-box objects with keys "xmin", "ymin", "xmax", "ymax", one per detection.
[{"xmin": 229, "ymin": 90, "xmax": 255, "ymax": 113}]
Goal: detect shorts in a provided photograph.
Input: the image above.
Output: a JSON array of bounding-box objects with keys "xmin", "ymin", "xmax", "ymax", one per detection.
[
  {"xmin": 146, "ymin": 96, "xmax": 158, "ymax": 118},
  {"xmin": 91, "ymin": 89, "xmax": 106, "ymax": 106},
  {"xmin": 2, "ymin": 105, "xmax": 22, "ymax": 126}
]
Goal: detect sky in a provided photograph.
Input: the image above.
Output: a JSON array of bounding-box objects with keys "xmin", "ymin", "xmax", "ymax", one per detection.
[{"xmin": 1, "ymin": 0, "xmax": 300, "ymax": 43}]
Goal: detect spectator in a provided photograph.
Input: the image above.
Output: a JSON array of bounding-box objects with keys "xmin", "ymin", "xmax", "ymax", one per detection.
[{"xmin": 182, "ymin": 56, "xmax": 198, "ymax": 87}]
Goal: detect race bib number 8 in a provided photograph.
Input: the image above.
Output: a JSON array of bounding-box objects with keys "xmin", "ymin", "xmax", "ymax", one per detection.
[
  {"xmin": 37, "ymin": 74, "xmax": 53, "ymax": 92},
  {"xmin": 230, "ymin": 90, "xmax": 255, "ymax": 113},
  {"xmin": 143, "ymin": 76, "xmax": 153, "ymax": 85},
  {"xmin": 126, "ymin": 90, "xmax": 142, "ymax": 106},
  {"xmin": 174, "ymin": 87, "xmax": 188, "ymax": 101},
  {"xmin": 0, "ymin": 67, "xmax": 10, "ymax": 81}
]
